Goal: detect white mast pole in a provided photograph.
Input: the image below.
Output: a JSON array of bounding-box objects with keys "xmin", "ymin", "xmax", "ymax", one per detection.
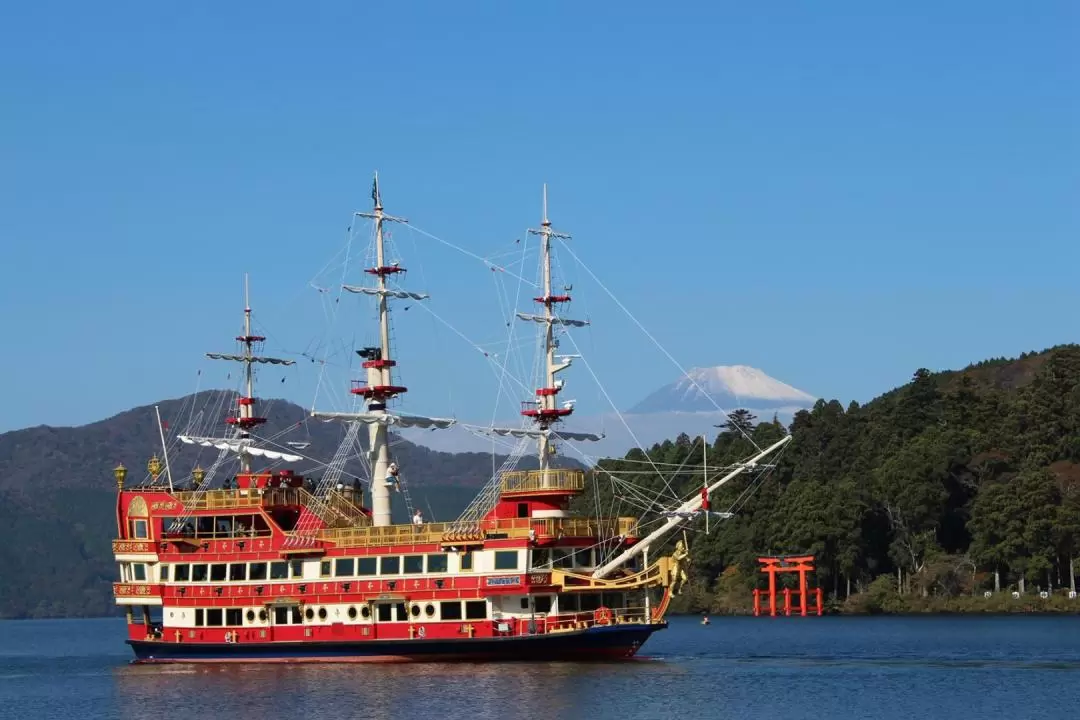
[
  {"xmin": 538, "ymin": 184, "xmax": 554, "ymax": 476},
  {"xmin": 155, "ymin": 404, "xmax": 174, "ymax": 492},
  {"xmin": 703, "ymin": 434, "xmax": 709, "ymax": 536},
  {"xmin": 367, "ymin": 173, "xmax": 394, "ymax": 527},
  {"xmin": 592, "ymin": 434, "xmax": 791, "ymax": 579},
  {"xmin": 240, "ymin": 274, "xmax": 253, "ymax": 475}
]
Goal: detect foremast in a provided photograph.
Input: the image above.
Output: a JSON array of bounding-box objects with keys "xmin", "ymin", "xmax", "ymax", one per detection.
[
  {"xmin": 204, "ymin": 277, "xmax": 296, "ymax": 473},
  {"xmin": 520, "ymin": 186, "xmax": 587, "ymax": 473}
]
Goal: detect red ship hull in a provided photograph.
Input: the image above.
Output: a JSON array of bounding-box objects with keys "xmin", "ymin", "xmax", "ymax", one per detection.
[{"xmin": 128, "ymin": 622, "xmax": 665, "ymax": 663}]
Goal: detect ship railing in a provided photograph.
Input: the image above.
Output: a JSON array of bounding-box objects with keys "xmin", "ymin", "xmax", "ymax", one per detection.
[
  {"xmin": 173, "ymin": 489, "xmax": 262, "ymax": 511},
  {"xmin": 314, "ymin": 522, "xmax": 453, "ymax": 546},
  {"xmin": 491, "ymin": 606, "xmax": 656, "ymax": 636},
  {"xmin": 499, "ymin": 469, "xmax": 585, "ymax": 495},
  {"xmin": 313, "ymin": 515, "xmax": 640, "ymax": 547},
  {"xmin": 112, "ymin": 582, "xmax": 162, "ymax": 598}
]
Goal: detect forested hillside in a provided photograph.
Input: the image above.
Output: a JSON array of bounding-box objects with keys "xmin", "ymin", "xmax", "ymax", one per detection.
[{"xmin": 591, "ymin": 345, "xmax": 1080, "ymax": 612}]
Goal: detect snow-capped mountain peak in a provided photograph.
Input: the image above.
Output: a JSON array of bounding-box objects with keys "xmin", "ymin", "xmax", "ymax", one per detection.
[{"xmin": 627, "ymin": 365, "xmax": 816, "ymax": 414}]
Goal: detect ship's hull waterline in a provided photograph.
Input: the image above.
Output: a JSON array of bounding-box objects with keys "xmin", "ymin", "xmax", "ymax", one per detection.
[{"xmin": 128, "ymin": 622, "xmax": 666, "ymax": 663}]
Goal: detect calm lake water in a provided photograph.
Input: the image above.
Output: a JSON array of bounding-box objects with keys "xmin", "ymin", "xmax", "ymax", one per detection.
[{"xmin": 1, "ymin": 615, "xmax": 1079, "ymax": 719}]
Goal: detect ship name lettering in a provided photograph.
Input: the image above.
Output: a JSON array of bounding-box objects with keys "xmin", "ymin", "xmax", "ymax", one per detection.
[{"xmin": 485, "ymin": 576, "xmax": 522, "ymax": 587}]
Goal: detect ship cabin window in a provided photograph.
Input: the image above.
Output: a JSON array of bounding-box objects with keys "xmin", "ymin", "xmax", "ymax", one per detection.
[
  {"xmin": 195, "ymin": 609, "xmax": 205, "ymax": 626},
  {"xmin": 273, "ymin": 606, "xmax": 302, "ymax": 625},
  {"xmin": 290, "ymin": 560, "xmax": 304, "ymax": 578},
  {"xmin": 174, "ymin": 564, "xmax": 190, "ymax": 582},
  {"xmin": 559, "ymin": 594, "xmax": 579, "ymax": 612},
  {"xmin": 159, "ymin": 565, "xmax": 169, "ymax": 582},
  {"xmin": 270, "ymin": 561, "xmax": 289, "ymax": 580},
  {"xmin": 206, "ymin": 609, "xmax": 224, "ymax": 626},
  {"xmin": 377, "ymin": 604, "xmax": 393, "ymax": 622},
  {"xmin": 517, "ymin": 502, "xmax": 529, "ymax": 519},
  {"xmin": 335, "ymin": 558, "xmax": 354, "ymax": 577},
  {"xmin": 602, "ymin": 592, "xmax": 623, "ymax": 609},
  {"xmin": 579, "ymin": 594, "xmax": 601, "ymax": 612},
  {"xmin": 464, "ymin": 601, "xmax": 488, "ymax": 620},
  {"xmin": 520, "ymin": 598, "xmax": 530, "ymax": 610},
  {"xmin": 319, "ymin": 560, "xmax": 332, "ymax": 577},
  {"xmin": 210, "ymin": 564, "xmax": 227, "ymax": 582},
  {"xmin": 132, "ymin": 564, "xmax": 147, "ymax": 582},
  {"xmin": 129, "ymin": 518, "xmax": 149, "ymax": 539},
  {"xmin": 395, "ymin": 603, "xmax": 408, "ymax": 621},
  {"xmin": 225, "ymin": 608, "xmax": 243, "ymax": 626},
  {"xmin": 535, "ymin": 596, "xmax": 552, "ymax": 614},
  {"xmin": 554, "ymin": 549, "xmax": 574, "ymax": 569},
  {"xmin": 229, "ymin": 563, "xmax": 247, "ymax": 581},
  {"xmin": 494, "ymin": 551, "xmax": 519, "ymax": 571},
  {"xmin": 574, "ymin": 548, "xmax": 592, "ymax": 567},
  {"xmin": 440, "ymin": 601, "xmax": 462, "ymax": 620},
  {"xmin": 403, "ymin": 555, "xmax": 423, "ymax": 574},
  {"xmin": 531, "ymin": 549, "xmax": 552, "ymax": 569},
  {"xmin": 192, "ymin": 564, "xmax": 209, "ymax": 582},
  {"xmin": 357, "ymin": 558, "xmax": 377, "ymax": 576},
  {"xmin": 460, "ymin": 552, "xmax": 473, "ymax": 571},
  {"xmin": 379, "ymin": 556, "xmax": 400, "ymax": 575},
  {"xmin": 250, "ymin": 562, "xmax": 268, "ymax": 581},
  {"xmin": 426, "ymin": 554, "xmax": 448, "ymax": 573}
]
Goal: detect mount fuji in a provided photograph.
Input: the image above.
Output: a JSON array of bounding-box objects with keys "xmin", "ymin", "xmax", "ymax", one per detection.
[{"xmin": 400, "ymin": 365, "xmax": 818, "ymax": 458}]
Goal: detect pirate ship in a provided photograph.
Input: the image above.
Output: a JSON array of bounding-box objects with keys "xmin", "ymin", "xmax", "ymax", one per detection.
[{"xmin": 111, "ymin": 176, "xmax": 791, "ymax": 662}]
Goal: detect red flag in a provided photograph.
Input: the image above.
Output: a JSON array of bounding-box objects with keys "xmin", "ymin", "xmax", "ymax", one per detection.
[
  {"xmin": 162, "ymin": 420, "xmax": 169, "ymax": 431},
  {"xmin": 701, "ymin": 484, "xmax": 710, "ymax": 512}
]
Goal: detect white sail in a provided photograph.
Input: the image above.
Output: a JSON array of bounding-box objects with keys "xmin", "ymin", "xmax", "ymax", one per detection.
[
  {"xmin": 311, "ymin": 411, "xmax": 456, "ymax": 430},
  {"xmin": 343, "ymin": 285, "xmax": 430, "ymax": 301},
  {"xmin": 177, "ymin": 435, "xmax": 303, "ymax": 462}
]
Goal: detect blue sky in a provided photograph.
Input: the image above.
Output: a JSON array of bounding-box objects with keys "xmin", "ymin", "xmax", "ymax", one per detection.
[{"xmin": 0, "ymin": 1, "xmax": 1077, "ymax": 433}]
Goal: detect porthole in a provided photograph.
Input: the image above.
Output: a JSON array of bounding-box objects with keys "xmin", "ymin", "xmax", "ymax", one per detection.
[
  {"xmin": 318, "ymin": 607, "xmax": 328, "ymax": 620},
  {"xmin": 361, "ymin": 605, "xmax": 371, "ymax": 619},
  {"xmin": 258, "ymin": 609, "xmax": 268, "ymax": 622},
  {"xmin": 410, "ymin": 604, "xmax": 421, "ymax": 618},
  {"xmin": 245, "ymin": 610, "xmax": 255, "ymax": 623},
  {"xmin": 424, "ymin": 603, "xmax": 435, "ymax": 618},
  {"xmin": 305, "ymin": 607, "xmax": 314, "ymax": 620},
  {"xmin": 348, "ymin": 606, "xmax": 358, "ymax": 620}
]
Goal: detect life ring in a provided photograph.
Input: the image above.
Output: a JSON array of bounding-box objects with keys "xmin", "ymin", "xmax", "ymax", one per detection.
[{"xmin": 594, "ymin": 606, "xmax": 613, "ymax": 626}]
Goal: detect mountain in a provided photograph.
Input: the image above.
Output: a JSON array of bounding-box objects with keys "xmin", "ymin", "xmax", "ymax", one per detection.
[
  {"xmin": 0, "ymin": 391, "xmax": 568, "ymax": 619},
  {"xmin": 627, "ymin": 365, "xmax": 817, "ymax": 414},
  {"xmin": 403, "ymin": 365, "xmax": 817, "ymax": 458}
]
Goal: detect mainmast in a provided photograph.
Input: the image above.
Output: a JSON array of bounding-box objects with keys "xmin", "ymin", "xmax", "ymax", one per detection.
[
  {"xmin": 206, "ymin": 277, "xmax": 296, "ymax": 474},
  {"xmin": 519, "ymin": 185, "xmax": 587, "ymax": 474},
  {"xmin": 350, "ymin": 173, "xmax": 410, "ymax": 527}
]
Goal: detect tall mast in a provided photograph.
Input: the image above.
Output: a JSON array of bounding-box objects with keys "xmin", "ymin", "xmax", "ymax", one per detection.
[
  {"xmin": 521, "ymin": 185, "xmax": 583, "ymax": 474},
  {"xmin": 352, "ymin": 173, "xmax": 410, "ymax": 527},
  {"xmin": 206, "ymin": 277, "xmax": 295, "ymax": 474}
]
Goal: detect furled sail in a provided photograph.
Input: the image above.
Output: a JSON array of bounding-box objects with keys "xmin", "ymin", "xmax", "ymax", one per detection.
[
  {"xmin": 343, "ymin": 285, "xmax": 430, "ymax": 301},
  {"xmin": 470, "ymin": 425, "xmax": 604, "ymax": 442},
  {"xmin": 515, "ymin": 312, "xmax": 589, "ymax": 328},
  {"xmin": 177, "ymin": 435, "xmax": 303, "ymax": 462},
  {"xmin": 310, "ymin": 411, "xmax": 456, "ymax": 430},
  {"xmin": 205, "ymin": 354, "xmax": 296, "ymax": 365}
]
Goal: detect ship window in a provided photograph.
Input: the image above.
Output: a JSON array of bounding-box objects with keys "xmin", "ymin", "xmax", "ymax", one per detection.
[
  {"xmin": 554, "ymin": 549, "xmax": 573, "ymax": 569},
  {"xmin": 174, "ymin": 564, "xmax": 190, "ymax": 582},
  {"xmin": 132, "ymin": 564, "xmax": 147, "ymax": 582},
  {"xmin": 357, "ymin": 558, "xmax": 377, "ymax": 576},
  {"xmin": 206, "ymin": 609, "xmax": 223, "ymax": 626},
  {"xmin": 440, "ymin": 601, "xmax": 462, "ymax": 620},
  {"xmin": 377, "ymin": 604, "xmax": 392, "ymax": 622},
  {"xmin": 464, "ymin": 601, "xmax": 487, "ymax": 620},
  {"xmin": 318, "ymin": 608, "xmax": 328, "ymax": 620},
  {"xmin": 460, "ymin": 552, "xmax": 473, "ymax": 571},
  {"xmin": 249, "ymin": 563, "xmax": 268, "ymax": 581},
  {"xmin": 531, "ymin": 549, "xmax": 552, "ymax": 569},
  {"xmin": 246, "ymin": 610, "xmax": 255, "ymax": 623},
  {"xmin": 130, "ymin": 519, "xmax": 149, "ymax": 539},
  {"xmin": 494, "ymin": 551, "xmax": 519, "ymax": 570},
  {"xmin": 410, "ymin": 604, "xmax": 421, "ymax": 618},
  {"xmin": 379, "ymin": 556, "xmax": 400, "ymax": 575},
  {"xmin": 195, "ymin": 609, "xmax": 205, "ymax": 626},
  {"xmin": 424, "ymin": 603, "xmax": 435, "ymax": 618},
  {"xmin": 559, "ymin": 594, "xmax": 579, "ymax": 612},
  {"xmin": 426, "ymin": 554, "xmax": 448, "ymax": 573},
  {"xmin": 290, "ymin": 560, "xmax": 304, "ymax": 578},
  {"xmin": 210, "ymin": 564, "xmax": 227, "ymax": 582},
  {"xmin": 229, "ymin": 564, "xmax": 247, "ymax": 581},
  {"xmin": 574, "ymin": 548, "xmax": 592, "ymax": 567},
  {"xmin": 274, "ymin": 607, "xmax": 289, "ymax": 625},
  {"xmin": 394, "ymin": 603, "xmax": 407, "ymax": 621},
  {"xmin": 347, "ymin": 606, "xmax": 358, "ymax": 620},
  {"xmin": 305, "ymin": 608, "xmax": 314, "ymax": 621},
  {"xmin": 192, "ymin": 564, "xmax": 208, "ymax": 582},
  {"xmin": 517, "ymin": 503, "xmax": 529, "ymax": 518},
  {"xmin": 270, "ymin": 562, "xmax": 289, "ymax": 580},
  {"xmin": 361, "ymin": 605, "xmax": 371, "ymax": 619},
  {"xmin": 319, "ymin": 560, "xmax": 332, "ymax": 577},
  {"xmin": 159, "ymin": 565, "xmax": 169, "ymax": 582},
  {"xmin": 226, "ymin": 609, "xmax": 242, "ymax": 626},
  {"xmin": 403, "ymin": 556, "xmax": 423, "ymax": 574},
  {"xmin": 258, "ymin": 609, "xmax": 267, "ymax": 622},
  {"xmin": 535, "ymin": 596, "xmax": 552, "ymax": 614},
  {"xmin": 335, "ymin": 558, "xmax": 355, "ymax": 577},
  {"xmin": 579, "ymin": 594, "xmax": 600, "ymax": 611},
  {"xmin": 290, "ymin": 607, "xmax": 302, "ymax": 624},
  {"xmin": 520, "ymin": 598, "xmax": 529, "ymax": 610}
]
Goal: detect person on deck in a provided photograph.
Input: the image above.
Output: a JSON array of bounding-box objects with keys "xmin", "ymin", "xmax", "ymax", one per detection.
[{"xmin": 412, "ymin": 509, "xmax": 423, "ymax": 525}]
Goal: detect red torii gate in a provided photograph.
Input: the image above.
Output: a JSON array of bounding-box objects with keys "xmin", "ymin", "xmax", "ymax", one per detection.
[{"xmin": 753, "ymin": 555, "xmax": 823, "ymax": 617}]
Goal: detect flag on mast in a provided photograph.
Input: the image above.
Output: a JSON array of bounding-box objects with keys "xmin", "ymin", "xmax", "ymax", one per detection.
[
  {"xmin": 371, "ymin": 174, "xmax": 381, "ymax": 207},
  {"xmin": 701, "ymin": 483, "xmax": 710, "ymax": 512}
]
